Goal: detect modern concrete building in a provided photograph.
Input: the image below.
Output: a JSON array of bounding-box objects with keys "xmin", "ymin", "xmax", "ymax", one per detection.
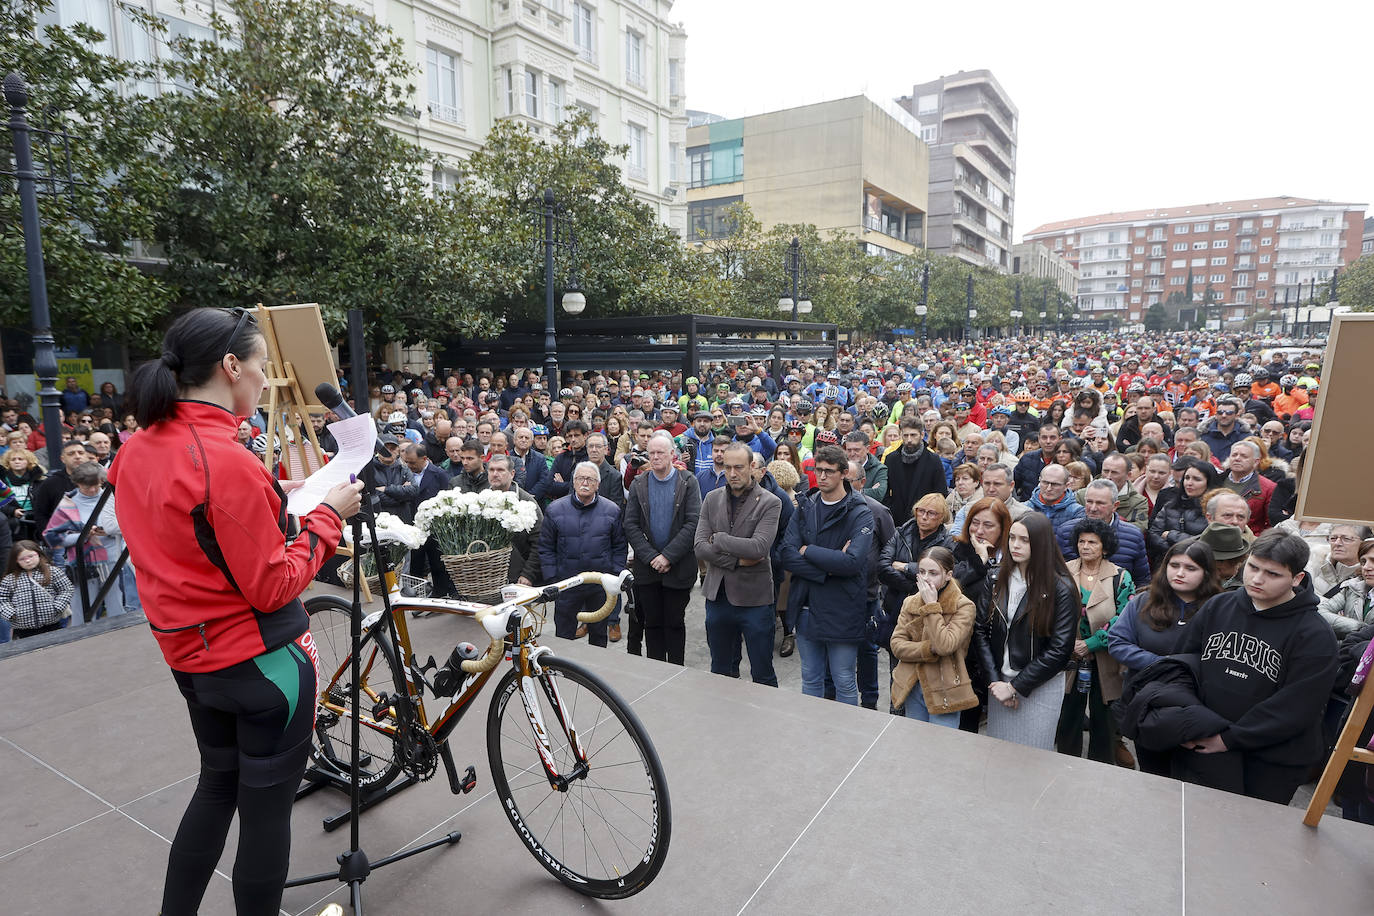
[
  {"xmin": 1362, "ymin": 216, "xmax": 1374, "ymax": 259},
  {"xmin": 36, "ymin": 0, "xmax": 689, "ymax": 232},
  {"xmin": 896, "ymin": 70, "xmax": 1017, "ymax": 271},
  {"xmin": 1011, "ymin": 242, "xmax": 1078, "ymax": 297},
  {"xmin": 1024, "ymin": 197, "xmax": 1366, "ymax": 325},
  {"xmin": 683, "ymin": 95, "xmax": 930, "ymax": 257}
]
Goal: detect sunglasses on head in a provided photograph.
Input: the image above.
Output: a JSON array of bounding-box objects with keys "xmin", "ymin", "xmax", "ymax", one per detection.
[{"xmin": 221, "ymin": 307, "xmax": 256, "ymax": 361}]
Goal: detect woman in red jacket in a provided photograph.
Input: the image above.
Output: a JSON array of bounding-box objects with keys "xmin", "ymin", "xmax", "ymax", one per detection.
[{"xmin": 111, "ymin": 307, "xmax": 362, "ymax": 916}]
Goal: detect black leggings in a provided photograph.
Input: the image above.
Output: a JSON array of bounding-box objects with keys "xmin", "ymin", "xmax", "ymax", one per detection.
[{"xmin": 162, "ymin": 634, "xmax": 318, "ymax": 916}]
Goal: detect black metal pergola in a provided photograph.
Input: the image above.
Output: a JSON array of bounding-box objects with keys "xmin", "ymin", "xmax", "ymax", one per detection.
[{"xmin": 436, "ymin": 314, "xmax": 838, "ymax": 382}]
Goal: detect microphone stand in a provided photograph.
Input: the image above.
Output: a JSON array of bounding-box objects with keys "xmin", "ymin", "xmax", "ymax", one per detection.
[{"xmin": 285, "ymin": 501, "xmax": 462, "ymax": 913}]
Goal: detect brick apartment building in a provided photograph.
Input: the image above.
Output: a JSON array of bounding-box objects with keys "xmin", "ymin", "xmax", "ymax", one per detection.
[{"xmin": 1023, "ymin": 196, "xmax": 1365, "ymax": 326}]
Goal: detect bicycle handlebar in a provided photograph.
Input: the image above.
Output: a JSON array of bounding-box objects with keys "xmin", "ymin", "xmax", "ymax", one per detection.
[{"xmin": 459, "ymin": 570, "xmax": 633, "ymax": 674}]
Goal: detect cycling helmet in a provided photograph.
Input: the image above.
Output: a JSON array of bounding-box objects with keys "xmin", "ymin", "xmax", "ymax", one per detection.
[
  {"xmin": 823, "ymin": 386, "xmax": 839, "ymax": 400},
  {"xmin": 896, "ymin": 381, "xmax": 912, "ymax": 392},
  {"xmin": 1011, "ymin": 387, "xmax": 1033, "ymax": 403},
  {"xmin": 939, "ymin": 374, "xmax": 954, "ymax": 385},
  {"xmin": 914, "ymin": 388, "xmax": 932, "ymax": 398},
  {"xmin": 531, "ymin": 425, "xmax": 549, "ymax": 436},
  {"xmin": 990, "ymin": 406, "xmax": 1013, "ymax": 417},
  {"xmin": 1280, "ymin": 374, "xmax": 1298, "ymax": 388},
  {"xmin": 814, "ymin": 429, "xmax": 839, "ymax": 446},
  {"xmin": 1253, "ymin": 367, "xmax": 1270, "ymax": 379},
  {"xmin": 961, "ymin": 385, "xmax": 977, "ymax": 397},
  {"xmin": 1127, "ymin": 381, "xmax": 1146, "ymax": 394},
  {"xmin": 796, "ymin": 400, "xmax": 814, "ymax": 413},
  {"xmin": 1233, "ymin": 373, "xmax": 1253, "ymax": 387},
  {"xmin": 870, "ymin": 402, "xmax": 891, "ymax": 423},
  {"xmin": 1212, "ymin": 382, "xmax": 1230, "ymax": 394},
  {"xmin": 1171, "ymin": 364, "xmax": 1186, "ymax": 374},
  {"xmin": 1069, "ymin": 377, "xmax": 1086, "ymax": 389}
]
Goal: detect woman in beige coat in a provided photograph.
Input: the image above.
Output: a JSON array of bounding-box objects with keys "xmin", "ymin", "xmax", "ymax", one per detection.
[{"xmin": 890, "ymin": 546, "xmax": 977, "ymax": 727}]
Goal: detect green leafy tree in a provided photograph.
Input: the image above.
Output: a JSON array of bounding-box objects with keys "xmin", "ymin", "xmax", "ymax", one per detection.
[
  {"xmin": 130, "ymin": 0, "xmax": 510, "ymax": 344},
  {"xmin": 0, "ymin": 0, "xmax": 171, "ymax": 345},
  {"xmin": 1338, "ymin": 256, "xmax": 1374, "ymax": 312},
  {"xmin": 1144, "ymin": 302, "xmax": 1168, "ymax": 331},
  {"xmin": 448, "ymin": 112, "xmax": 695, "ymax": 325}
]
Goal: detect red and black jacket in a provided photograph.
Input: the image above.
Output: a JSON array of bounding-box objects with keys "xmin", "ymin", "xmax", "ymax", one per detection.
[{"xmin": 110, "ymin": 400, "xmax": 343, "ymax": 673}]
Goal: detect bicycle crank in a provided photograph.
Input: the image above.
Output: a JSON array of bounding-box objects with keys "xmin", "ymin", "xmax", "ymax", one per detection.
[{"xmin": 394, "ymin": 725, "xmax": 440, "ymax": 782}]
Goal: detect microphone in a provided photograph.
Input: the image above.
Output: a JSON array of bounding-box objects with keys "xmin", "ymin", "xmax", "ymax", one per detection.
[{"xmin": 315, "ymin": 383, "xmax": 385, "ymax": 453}]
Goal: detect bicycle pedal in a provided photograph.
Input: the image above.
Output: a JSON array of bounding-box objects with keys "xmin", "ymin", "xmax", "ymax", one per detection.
[{"xmin": 459, "ymin": 764, "xmax": 477, "ymax": 794}]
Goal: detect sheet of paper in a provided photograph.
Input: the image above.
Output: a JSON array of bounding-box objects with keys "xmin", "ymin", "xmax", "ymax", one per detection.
[{"xmin": 285, "ymin": 413, "xmax": 376, "ymax": 516}]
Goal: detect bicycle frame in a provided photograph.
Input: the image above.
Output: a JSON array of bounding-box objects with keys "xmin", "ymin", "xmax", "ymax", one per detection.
[{"xmin": 315, "ymin": 571, "xmax": 630, "ymax": 785}]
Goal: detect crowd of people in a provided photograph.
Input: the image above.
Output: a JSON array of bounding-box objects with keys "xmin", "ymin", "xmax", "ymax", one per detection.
[{"xmin": 5, "ymin": 331, "xmax": 1373, "ymax": 822}]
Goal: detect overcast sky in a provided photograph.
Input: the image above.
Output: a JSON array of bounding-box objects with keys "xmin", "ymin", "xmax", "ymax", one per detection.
[{"xmin": 671, "ymin": 0, "xmax": 1373, "ymax": 239}]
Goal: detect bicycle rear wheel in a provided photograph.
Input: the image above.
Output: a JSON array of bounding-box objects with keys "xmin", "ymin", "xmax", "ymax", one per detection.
[
  {"xmin": 487, "ymin": 655, "xmax": 671, "ymax": 899},
  {"xmin": 305, "ymin": 595, "xmax": 403, "ymax": 791}
]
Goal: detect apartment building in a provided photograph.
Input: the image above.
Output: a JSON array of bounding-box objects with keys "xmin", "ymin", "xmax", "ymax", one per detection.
[
  {"xmin": 684, "ymin": 96, "xmax": 929, "ymax": 257},
  {"xmin": 895, "ymin": 70, "xmax": 1017, "ymax": 271},
  {"xmin": 1011, "ymin": 241, "xmax": 1078, "ymax": 297},
  {"xmin": 1024, "ymin": 197, "xmax": 1366, "ymax": 324},
  {"xmin": 36, "ymin": 0, "xmax": 688, "ymax": 232}
]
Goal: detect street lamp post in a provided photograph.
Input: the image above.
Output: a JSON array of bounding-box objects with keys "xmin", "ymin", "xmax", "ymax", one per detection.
[
  {"xmin": 4, "ymin": 72, "xmax": 66, "ymax": 470},
  {"xmin": 540, "ymin": 188, "xmax": 585, "ymax": 388},
  {"xmin": 777, "ymin": 236, "xmax": 812, "ymax": 335},
  {"xmin": 1041, "ymin": 286, "xmax": 1049, "ymax": 336},
  {"xmin": 915, "ymin": 262, "xmax": 929, "ymax": 344},
  {"xmin": 965, "ymin": 273, "xmax": 977, "ymax": 341},
  {"xmin": 1010, "ymin": 281, "xmax": 1023, "ymax": 337}
]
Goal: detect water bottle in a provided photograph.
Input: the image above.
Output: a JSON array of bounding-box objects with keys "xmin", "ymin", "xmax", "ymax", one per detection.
[{"xmin": 1076, "ymin": 659, "xmax": 1093, "ymax": 695}]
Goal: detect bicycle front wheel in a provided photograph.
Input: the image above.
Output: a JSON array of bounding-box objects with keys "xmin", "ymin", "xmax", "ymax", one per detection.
[
  {"xmin": 305, "ymin": 595, "xmax": 404, "ymax": 791},
  {"xmin": 487, "ymin": 655, "xmax": 671, "ymax": 899}
]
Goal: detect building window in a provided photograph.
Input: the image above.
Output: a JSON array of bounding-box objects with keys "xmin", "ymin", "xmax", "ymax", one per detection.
[
  {"xmin": 1320, "ymin": 232, "xmax": 1336, "ymax": 246},
  {"xmin": 1192, "ymin": 241, "xmax": 1207, "ymax": 250},
  {"xmin": 625, "ymin": 29, "xmax": 645, "ymax": 88},
  {"xmin": 1170, "ymin": 276, "xmax": 1185, "ymax": 286},
  {"xmin": 1212, "ymin": 239, "xmax": 1228, "ymax": 248},
  {"xmin": 1235, "ymin": 290, "xmax": 1247, "ymax": 304},
  {"xmin": 1214, "ymin": 221, "xmax": 1229, "ymax": 231},
  {"xmin": 626, "ymin": 122, "xmax": 646, "ymax": 177},
  {"xmin": 1172, "ymin": 259, "xmax": 1187, "ymax": 268},
  {"xmin": 920, "ymin": 125, "xmax": 937, "ymax": 143},
  {"xmin": 1210, "ymin": 256, "xmax": 1227, "ymax": 266},
  {"xmin": 668, "ymin": 58, "xmax": 682, "ymax": 99},
  {"xmin": 1191, "ymin": 258, "xmax": 1206, "ymax": 267},
  {"xmin": 688, "ymin": 195, "xmax": 742, "ymax": 240},
  {"xmin": 1131, "ymin": 279, "xmax": 1142, "ymax": 288},
  {"xmin": 500, "ymin": 67, "xmax": 515, "ymax": 115},
  {"xmin": 1150, "ymin": 229, "xmax": 1166, "ymax": 241},
  {"xmin": 668, "ymin": 141, "xmax": 681, "ymax": 183},
  {"xmin": 1135, "ymin": 229, "xmax": 1145, "ymax": 238},
  {"xmin": 1134, "ymin": 246, "xmax": 1144, "ymax": 254},
  {"xmin": 1259, "ymin": 254, "xmax": 1270, "ymax": 264},
  {"xmin": 1173, "ymin": 242, "xmax": 1187, "ymax": 252},
  {"xmin": 1194, "ymin": 222, "xmax": 1209, "ymax": 232},
  {"xmin": 1209, "ymin": 274, "xmax": 1226, "ymax": 283},
  {"xmin": 432, "ymin": 167, "xmax": 460, "ymax": 194},
  {"xmin": 688, "ymin": 146, "xmax": 711, "ymax": 186},
  {"xmin": 1261, "ymin": 237, "xmax": 1273, "ymax": 246},
  {"xmin": 1262, "ymin": 218, "xmax": 1274, "ymax": 227},
  {"xmin": 574, "ymin": 101, "xmax": 597, "ymax": 140},
  {"xmin": 426, "ymin": 47, "xmax": 463, "ymax": 124},
  {"xmin": 916, "ymin": 93, "xmax": 939, "ymax": 115},
  {"xmin": 1150, "ymin": 245, "xmax": 1163, "ymax": 257},
  {"xmin": 548, "ymin": 78, "xmax": 564, "ymax": 123},
  {"xmin": 1175, "ymin": 225, "xmax": 1189, "ymax": 234},
  {"xmin": 524, "ymin": 69, "xmax": 540, "ymax": 119},
  {"xmin": 573, "ymin": 3, "xmax": 596, "ymax": 62},
  {"xmin": 1257, "ymin": 272, "xmax": 1269, "ymax": 282}
]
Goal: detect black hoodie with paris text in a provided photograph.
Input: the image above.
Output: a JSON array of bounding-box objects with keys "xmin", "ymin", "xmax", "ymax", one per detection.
[{"xmin": 1175, "ymin": 586, "xmax": 1337, "ymax": 766}]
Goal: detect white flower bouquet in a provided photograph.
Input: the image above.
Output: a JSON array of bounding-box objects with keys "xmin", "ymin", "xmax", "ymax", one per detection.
[
  {"xmin": 414, "ymin": 489, "xmax": 539, "ymax": 556},
  {"xmin": 341, "ymin": 512, "xmax": 426, "ymax": 579}
]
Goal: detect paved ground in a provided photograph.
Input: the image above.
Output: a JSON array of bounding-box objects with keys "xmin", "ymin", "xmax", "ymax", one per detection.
[{"xmin": 1, "ymin": 585, "xmax": 1367, "ymax": 915}]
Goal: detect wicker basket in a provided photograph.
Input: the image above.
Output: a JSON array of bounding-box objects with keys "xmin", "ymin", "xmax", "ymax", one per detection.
[{"xmin": 442, "ymin": 540, "xmax": 512, "ymax": 603}]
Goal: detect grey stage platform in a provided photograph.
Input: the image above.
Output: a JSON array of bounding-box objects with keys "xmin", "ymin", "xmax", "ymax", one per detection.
[{"xmin": 1, "ymin": 605, "xmax": 1371, "ymax": 915}]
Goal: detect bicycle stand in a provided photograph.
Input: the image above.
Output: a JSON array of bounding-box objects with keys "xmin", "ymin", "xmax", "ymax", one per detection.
[{"xmin": 295, "ymin": 764, "xmax": 423, "ymax": 832}]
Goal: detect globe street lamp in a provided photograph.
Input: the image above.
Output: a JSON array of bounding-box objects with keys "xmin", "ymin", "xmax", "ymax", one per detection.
[{"xmin": 541, "ymin": 188, "xmax": 584, "ymax": 386}]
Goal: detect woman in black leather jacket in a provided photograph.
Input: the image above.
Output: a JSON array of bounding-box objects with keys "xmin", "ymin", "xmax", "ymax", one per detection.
[
  {"xmin": 1146, "ymin": 457, "xmax": 1216, "ymax": 564},
  {"xmin": 947, "ymin": 496, "xmax": 1011, "ymax": 731},
  {"xmin": 973, "ymin": 512, "xmax": 1080, "ymax": 750}
]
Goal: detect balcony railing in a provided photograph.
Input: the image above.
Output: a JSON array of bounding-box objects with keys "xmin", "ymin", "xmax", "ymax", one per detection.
[{"xmin": 1236, "ymin": 227, "xmax": 1257, "ymax": 236}]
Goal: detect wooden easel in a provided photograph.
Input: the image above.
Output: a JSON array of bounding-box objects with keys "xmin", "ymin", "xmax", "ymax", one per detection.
[
  {"xmin": 1304, "ymin": 650, "xmax": 1374, "ymax": 826},
  {"xmin": 255, "ymin": 304, "xmax": 371, "ymax": 602}
]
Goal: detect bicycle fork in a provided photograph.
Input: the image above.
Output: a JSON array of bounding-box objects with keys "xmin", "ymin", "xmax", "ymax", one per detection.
[{"xmin": 518, "ymin": 668, "xmax": 588, "ymax": 792}]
